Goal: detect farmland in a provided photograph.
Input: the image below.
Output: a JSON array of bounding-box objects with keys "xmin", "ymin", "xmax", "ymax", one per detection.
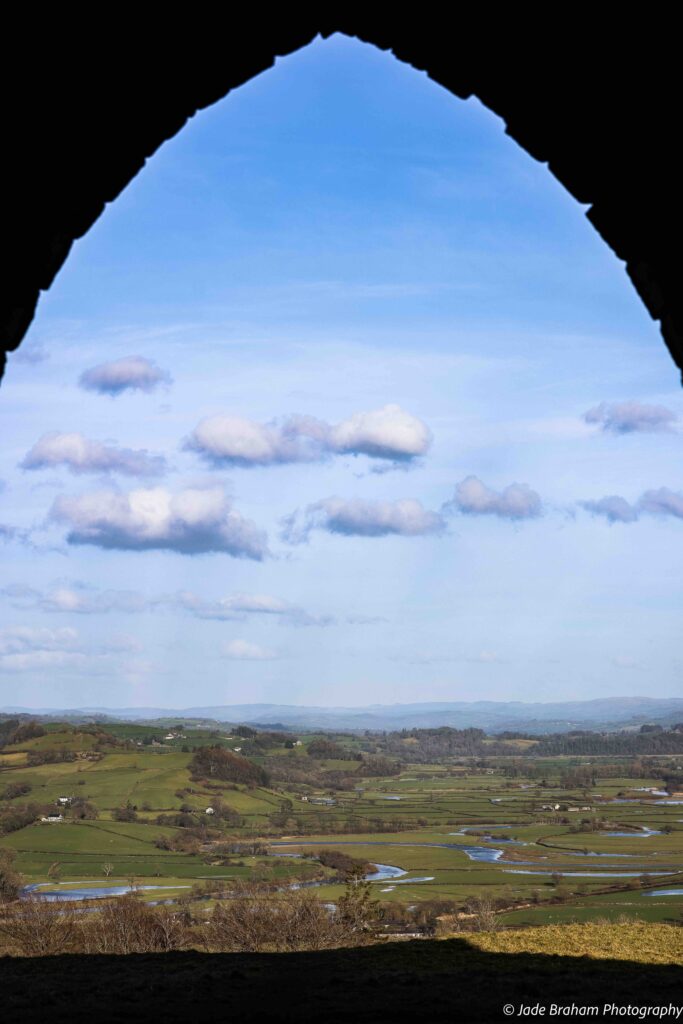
[{"xmin": 1, "ymin": 718, "xmax": 682, "ymax": 930}]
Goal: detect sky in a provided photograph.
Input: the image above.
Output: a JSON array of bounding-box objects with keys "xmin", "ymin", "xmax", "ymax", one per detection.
[{"xmin": 0, "ymin": 34, "xmax": 681, "ymax": 710}]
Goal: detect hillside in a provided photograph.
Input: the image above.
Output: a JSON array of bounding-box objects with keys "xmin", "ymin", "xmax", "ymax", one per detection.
[
  {"xmin": 4, "ymin": 696, "xmax": 683, "ymax": 733},
  {"xmin": 2, "ymin": 926, "xmax": 682, "ymax": 1022}
]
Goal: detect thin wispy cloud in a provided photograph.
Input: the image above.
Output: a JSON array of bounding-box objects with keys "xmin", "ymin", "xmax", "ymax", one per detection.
[
  {"xmin": 0, "ymin": 582, "xmax": 147, "ymax": 615},
  {"xmin": 49, "ymin": 486, "xmax": 269, "ymax": 559},
  {"xmin": 468, "ymin": 650, "xmax": 503, "ymax": 664},
  {"xmin": 0, "ymin": 625, "xmax": 140, "ymax": 673},
  {"xmin": 21, "ymin": 432, "xmax": 167, "ymax": 477},
  {"xmin": 444, "ymin": 476, "xmax": 542, "ymax": 520},
  {"xmin": 167, "ymin": 590, "xmax": 332, "ymax": 627},
  {"xmin": 612, "ymin": 654, "xmax": 640, "ymax": 669},
  {"xmin": 79, "ymin": 356, "xmax": 172, "ymax": 396},
  {"xmin": 345, "ymin": 614, "xmax": 388, "ymax": 625},
  {"xmin": 221, "ymin": 639, "xmax": 279, "ymax": 661},
  {"xmin": 185, "ymin": 404, "xmax": 431, "ymax": 468},
  {"xmin": 10, "ymin": 342, "xmax": 49, "ymax": 365},
  {"xmin": 0, "ymin": 582, "xmax": 333, "ymax": 627},
  {"xmin": 281, "ymin": 496, "xmax": 446, "ymax": 543},
  {"xmin": 584, "ymin": 400, "xmax": 677, "ymax": 434},
  {"xmin": 391, "ymin": 649, "xmax": 504, "ymax": 665}
]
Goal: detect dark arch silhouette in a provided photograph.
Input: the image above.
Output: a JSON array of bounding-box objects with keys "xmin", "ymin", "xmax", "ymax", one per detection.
[{"xmin": 2, "ymin": 16, "xmax": 680, "ymax": 384}]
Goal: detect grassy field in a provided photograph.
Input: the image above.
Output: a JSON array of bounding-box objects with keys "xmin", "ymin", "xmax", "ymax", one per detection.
[
  {"xmin": 467, "ymin": 921, "xmax": 683, "ymax": 962},
  {"xmin": 2, "ymin": 724, "xmax": 683, "ymax": 924}
]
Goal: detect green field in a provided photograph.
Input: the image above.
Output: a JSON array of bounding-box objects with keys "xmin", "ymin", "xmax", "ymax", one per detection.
[{"xmin": 2, "ymin": 721, "xmax": 682, "ymax": 926}]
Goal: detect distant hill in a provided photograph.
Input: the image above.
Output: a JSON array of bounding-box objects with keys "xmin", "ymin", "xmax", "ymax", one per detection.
[{"xmin": 3, "ymin": 696, "xmax": 683, "ymax": 734}]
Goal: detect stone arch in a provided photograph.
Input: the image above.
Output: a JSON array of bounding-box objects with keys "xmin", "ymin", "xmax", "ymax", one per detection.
[{"xmin": 2, "ymin": 16, "xmax": 680, "ymax": 382}]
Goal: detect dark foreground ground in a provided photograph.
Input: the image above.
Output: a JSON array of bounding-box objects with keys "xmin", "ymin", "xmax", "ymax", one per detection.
[{"xmin": 2, "ymin": 939, "xmax": 682, "ymax": 1023}]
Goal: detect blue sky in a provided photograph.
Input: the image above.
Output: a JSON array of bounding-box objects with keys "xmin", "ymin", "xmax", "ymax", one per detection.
[{"xmin": 1, "ymin": 34, "xmax": 681, "ymax": 709}]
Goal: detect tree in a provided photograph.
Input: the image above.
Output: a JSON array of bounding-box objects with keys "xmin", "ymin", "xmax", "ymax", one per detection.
[
  {"xmin": 465, "ymin": 896, "xmax": 501, "ymax": 932},
  {"xmin": 69, "ymin": 798, "xmax": 98, "ymax": 820},
  {"xmin": 102, "ymin": 863, "xmax": 114, "ymax": 877},
  {"xmin": 202, "ymin": 885, "xmax": 349, "ymax": 953},
  {"xmin": 80, "ymin": 894, "xmax": 187, "ymax": 954},
  {"xmin": 190, "ymin": 745, "xmax": 269, "ymax": 787},
  {"xmin": 0, "ymin": 895, "xmax": 79, "ymax": 954},
  {"xmin": 8, "ymin": 721, "xmax": 46, "ymax": 745},
  {"xmin": 0, "ymin": 849, "xmax": 22, "ymax": 902},
  {"xmin": 113, "ymin": 805, "xmax": 137, "ymax": 822},
  {"xmin": 336, "ymin": 865, "xmax": 379, "ymax": 933}
]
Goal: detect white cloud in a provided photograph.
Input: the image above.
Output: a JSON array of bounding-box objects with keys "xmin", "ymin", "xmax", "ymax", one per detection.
[
  {"xmin": 281, "ymin": 496, "xmax": 446, "ymax": 543},
  {"xmin": 584, "ymin": 400, "xmax": 677, "ymax": 434},
  {"xmin": 580, "ymin": 487, "xmax": 683, "ymax": 524},
  {"xmin": 329, "ymin": 404, "xmax": 432, "ymax": 461},
  {"xmin": 79, "ymin": 356, "xmax": 171, "ymax": 396},
  {"xmin": 580, "ymin": 495, "xmax": 639, "ymax": 524},
  {"xmin": 221, "ymin": 639, "xmax": 279, "ymax": 661},
  {"xmin": 0, "ymin": 625, "xmax": 81, "ymax": 656},
  {"xmin": 638, "ymin": 487, "xmax": 683, "ymax": 520},
  {"xmin": 21, "ymin": 432, "xmax": 167, "ymax": 477},
  {"xmin": 445, "ymin": 476, "xmax": 542, "ymax": 520},
  {"xmin": 185, "ymin": 404, "xmax": 431, "ymax": 468},
  {"xmin": 49, "ymin": 486, "xmax": 269, "ymax": 559},
  {"xmin": 42, "ymin": 586, "xmax": 147, "ymax": 614},
  {"xmin": 50, "ymin": 585, "xmax": 145, "ymax": 614},
  {"xmin": 185, "ymin": 413, "xmax": 323, "ymax": 466},
  {"xmin": 0, "ymin": 625, "xmax": 138, "ymax": 673}
]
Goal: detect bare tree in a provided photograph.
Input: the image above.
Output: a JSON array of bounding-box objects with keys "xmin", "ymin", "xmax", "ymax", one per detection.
[
  {"xmin": 81, "ymin": 895, "xmax": 188, "ymax": 954},
  {"xmin": 465, "ymin": 896, "xmax": 501, "ymax": 932},
  {"xmin": 0, "ymin": 895, "xmax": 79, "ymax": 955},
  {"xmin": 102, "ymin": 863, "xmax": 114, "ymax": 878},
  {"xmin": 202, "ymin": 885, "xmax": 358, "ymax": 953}
]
